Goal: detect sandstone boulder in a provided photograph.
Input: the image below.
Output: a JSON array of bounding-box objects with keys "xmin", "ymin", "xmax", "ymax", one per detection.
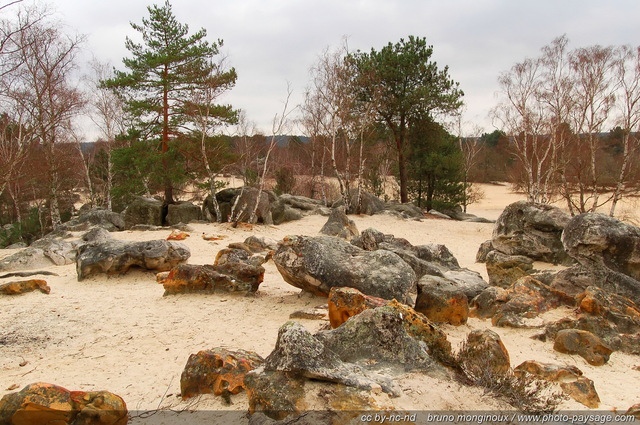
[
  {"xmin": 333, "ymin": 189, "xmax": 386, "ymax": 215},
  {"xmin": 160, "ymin": 263, "xmax": 264, "ymax": 295},
  {"xmin": 273, "ymin": 235, "xmax": 415, "ymax": 302},
  {"xmin": 76, "ymin": 239, "xmax": 190, "ymax": 280},
  {"xmin": 553, "ymin": 329, "xmax": 613, "ymax": 366},
  {"xmin": 563, "ymin": 213, "xmax": 640, "ymax": 282},
  {"xmin": 57, "ymin": 209, "xmax": 125, "ymax": 232},
  {"xmin": 492, "ymin": 201, "xmax": 571, "ymax": 265},
  {"xmin": 514, "ymin": 360, "xmax": 583, "ymax": 382},
  {"xmin": 458, "ymin": 329, "xmax": 511, "ymax": 375},
  {"xmin": 415, "ymin": 276, "xmax": 469, "ymax": 326},
  {"xmin": 485, "ymin": 250, "xmax": 534, "ymax": 288},
  {"xmin": 123, "ymin": 196, "xmax": 163, "ymax": 228},
  {"xmin": 327, "ymin": 287, "xmax": 387, "ymax": 328},
  {"xmin": 0, "ymin": 382, "xmax": 127, "ymax": 425},
  {"xmin": 0, "ymin": 238, "xmax": 76, "ymax": 272},
  {"xmin": 166, "ymin": 201, "xmax": 202, "ymax": 225},
  {"xmin": 319, "ymin": 207, "xmax": 359, "ymax": 240},
  {"xmin": 0, "ymin": 279, "xmax": 50, "ymax": 295},
  {"xmin": 204, "ymin": 187, "xmax": 273, "ymax": 224},
  {"xmin": 180, "ymin": 348, "xmax": 264, "ymax": 399},
  {"xmin": 491, "ymin": 276, "xmax": 563, "ymax": 328},
  {"xmin": 560, "ymin": 377, "xmax": 600, "ymax": 409}
]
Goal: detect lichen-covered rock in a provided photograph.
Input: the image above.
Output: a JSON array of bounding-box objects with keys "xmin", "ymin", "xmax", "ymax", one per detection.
[
  {"xmin": 319, "ymin": 207, "xmax": 359, "ymax": 240},
  {"xmin": 244, "ymin": 369, "xmax": 305, "ymax": 421},
  {"xmin": 491, "ymin": 276, "xmax": 562, "ymax": 328},
  {"xmin": 58, "ymin": 209, "xmax": 125, "ymax": 232},
  {"xmin": 333, "ymin": 189, "xmax": 385, "ymax": 215},
  {"xmin": 273, "ymin": 235, "xmax": 415, "ymax": 302},
  {"xmin": 562, "ymin": 213, "xmax": 640, "ymax": 281},
  {"xmin": 559, "ymin": 377, "xmax": 600, "ymax": 408},
  {"xmin": 0, "ymin": 382, "xmax": 127, "ymax": 425},
  {"xmin": 160, "ymin": 263, "xmax": 264, "ymax": 295},
  {"xmin": 123, "ymin": 196, "xmax": 163, "ymax": 228},
  {"xmin": 180, "ymin": 348, "xmax": 264, "ymax": 398},
  {"xmin": 485, "ymin": 250, "xmax": 534, "ymax": 288},
  {"xmin": 166, "ymin": 201, "xmax": 202, "ymax": 225},
  {"xmin": 492, "ymin": 201, "xmax": 571, "ymax": 265},
  {"xmin": 0, "ymin": 238, "xmax": 76, "ymax": 272},
  {"xmin": 577, "ymin": 286, "xmax": 640, "ymax": 332},
  {"xmin": 0, "ymin": 279, "xmax": 50, "ymax": 295},
  {"xmin": 415, "ymin": 276, "xmax": 469, "ymax": 326},
  {"xmin": 327, "ymin": 287, "xmax": 387, "ymax": 328},
  {"xmin": 82, "ymin": 227, "xmax": 113, "ymax": 243},
  {"xmin": 214, "ymin": 247, "xmax": 266, "ymax": 268},
  {"xmin": 469, "ymin": 287, "xmax": 509, "ymax": 319},
  {"xmin": 76, "ymin": 239, "xmax": 190, "ymax": 280},
  {"xmin": 317, "ymin": 302, "xmax": 449, "ymax": 372},
  {"xmin": 263, "ymin": 321, "xmax": 398, "ymax": 395},
  {"xmin": 553, "ymin": 329, "xmax": 613, "ymax": 366},
  {"xmin": 442, "ymin": 269, "xmax": 488, "ymax": 300},
  {"xmin": 476, "ymin": 240, "xmax": 494, "ymax": 263}
]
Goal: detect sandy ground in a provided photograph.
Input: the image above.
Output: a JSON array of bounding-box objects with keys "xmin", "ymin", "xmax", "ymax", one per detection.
[{"xmin": 1, "ymin": 183, "xmax": 639, "ymax": 422}]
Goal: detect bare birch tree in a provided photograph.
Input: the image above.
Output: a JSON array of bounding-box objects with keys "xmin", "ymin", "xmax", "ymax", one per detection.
[{"xmin": 610, "ymin": 45, "xmax": 640, "ymax": 216}]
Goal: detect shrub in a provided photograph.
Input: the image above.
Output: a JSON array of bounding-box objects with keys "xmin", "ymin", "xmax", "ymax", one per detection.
[{"xmin": 455, "ymin": 339, "xmax": 565, "ymax": 415}]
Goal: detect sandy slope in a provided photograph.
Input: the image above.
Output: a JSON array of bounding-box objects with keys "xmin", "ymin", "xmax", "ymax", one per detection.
[{"xmin": 1, "ymin": 184, "xmax": 639, "ymax": 422}]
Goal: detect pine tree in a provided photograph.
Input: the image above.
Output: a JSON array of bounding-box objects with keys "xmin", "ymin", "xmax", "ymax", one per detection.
[{"xmin": 102, "ymin": 0, "xmax": 231, "ymax": 204}]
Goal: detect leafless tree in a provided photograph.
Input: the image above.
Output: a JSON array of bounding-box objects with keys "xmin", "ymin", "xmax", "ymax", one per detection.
[
  {"xmin": 610, "ymin": 45, "xmax": 640, "ymax": 216},
  {"xmin": 7, "ymin": 16, "xmax": 85, "ymax": 226},
  {"xmin": 568, "ymin": 44, "xmax": 617, "ymax": 212},
  {"xmin": 248, "ymin": 84, "xmax": 294, "ymax": 224},
  {"xmin": 493, "ymin": 56, "xmax": 556, "ymax": 203}
]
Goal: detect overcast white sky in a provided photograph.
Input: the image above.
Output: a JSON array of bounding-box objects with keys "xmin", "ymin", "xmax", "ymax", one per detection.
[{"xmin": 47, "ymin": 0, "xmax": 640, "ymax": 137}]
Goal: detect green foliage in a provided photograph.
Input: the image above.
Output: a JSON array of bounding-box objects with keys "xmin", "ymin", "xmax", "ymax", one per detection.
[
  {"xmin": 347, "ymin": 35, "xmax": 464, "ymax": 203},
  {"xmin": 406, "ymin": 116, "xmax": 465, "ymax": 211},
  {"xmin": 0, "ymin": 208, "xmax": 44, "ymax": 247},
  {"xmin": 101, "ymin": 0, "xmax": 236, "ymax": 203},
  {"xmin": 274, "ymin": 167, "xmax": 296, "ymax": 195}
]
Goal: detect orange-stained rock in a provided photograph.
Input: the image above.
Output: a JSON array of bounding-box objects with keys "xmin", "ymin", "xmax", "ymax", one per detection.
[
  {"xmin": 560, "ymin": 377, "xmax": 600, "ymax": 408},
  {"xmin": 514, "ymin": 360, "xmax": 583, "ymax": 382},
  {"xmin": 0, "ymin": 382, "xmax": 127, "ymax": 425},
  {"xmin": 327, "ymin": 287, "xmax": 387, "ymax": 328},
  {"xmin": 415, "ymin": 276, "xmax": 469, "ymax": 326},
  {"xmin": 627, "ymin": 403, "xmax": 640, "ymax": 419},
  {"xmin": 0, "ymin": 279, "xmax": 50, "ymax": 295},
  {"xmin": 181, "ymin": 348, "xmax": 264, "ymax": 399},
  {"xmin": 167, "ymin": 230, "xmax": 189, "ymax": 240},
  {"xmin": 577, "ymin": 286, "xmax": 640, "ymax": 328},
  {"xmin": 161, "ymin": 263, "xmax": 264, "ymax": 295},
  {"xmin": 553, "ymin": 329, "xmax": 613, "ymax": 366}
]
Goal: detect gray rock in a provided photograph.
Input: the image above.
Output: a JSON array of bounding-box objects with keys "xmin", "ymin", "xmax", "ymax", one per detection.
[
  {"xmin": 476, "ymin": 240, "xmax": 494, "ymax": 263},
  {"xmin": 273, "ymin": 235, "xmax": 416, "ymax": 302},
  {"xmin": 4, "ymin": 242, "xmax": 27, "ymax": 249},
  {"xmin": 29, "ymin": 238, "xmax": 76, "ymax": 266},
  {"xmin": 562, "ymin": 213, "xmax": 640, "ymax": 281},
  {"xmin": 485, "ymin": 250, "xmax": 535, "ymax": 288},
  {"xmin": 319, "ymin": 207, "xmax": 359, "ymax": 240},
  {"xmin": 123, "ymin": 197, "xmax": 164, "ymax": 229},
  {"xmin": 81, "ymin": 227, "xmax": 113, "ymax": 243},
  {"xmin": 264, "ymin": 321, "xmax": 398, "ymax": 395},
  {"xmin": 442, "ymin": 269, "xmax": 489, "ymax": 299},
  {"xmin": 166, "ymin": 202, "xmax": 202, "ymax": 225},
  {"xmin": 492, "ymin": 201, "xmax": 572, "ymax": 265},
  {"xmin": 380, "ymin": 202, "xmax": 424, "ymax": 219},
  {"xmin": 76, "ymin": 239, "xmax": 190, "ymax": 280},
  {"xmin": 57, "ymin": 209, "xmax": 125, "ymax": 232},
  {"xmin": 333, "ymin": 189, "xmax": 386, "ymax": 215}
]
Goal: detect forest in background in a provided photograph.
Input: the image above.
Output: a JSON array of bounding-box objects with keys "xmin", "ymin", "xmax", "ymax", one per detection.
[{"xmin": 1, "ymin": 1, "xmax": 639, "ymax": 247}]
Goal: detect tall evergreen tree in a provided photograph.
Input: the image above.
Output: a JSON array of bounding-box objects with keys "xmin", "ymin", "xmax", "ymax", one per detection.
[
  {"xmin": 102, "ymin": 0, "xmax": 233, "ymax": 204},
  {"xmin": 347, "ymin": 36, "xmax": 463, "ymax": 203},
  {"xmin": 406, "ymin": 115, "xmax": 464, "ymax": 211}
]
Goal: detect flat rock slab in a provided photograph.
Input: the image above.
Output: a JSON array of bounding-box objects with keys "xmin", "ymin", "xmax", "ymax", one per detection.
[{"xmin": 76, "ymin": 239, "xmax": 190, "ymax": 280}]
